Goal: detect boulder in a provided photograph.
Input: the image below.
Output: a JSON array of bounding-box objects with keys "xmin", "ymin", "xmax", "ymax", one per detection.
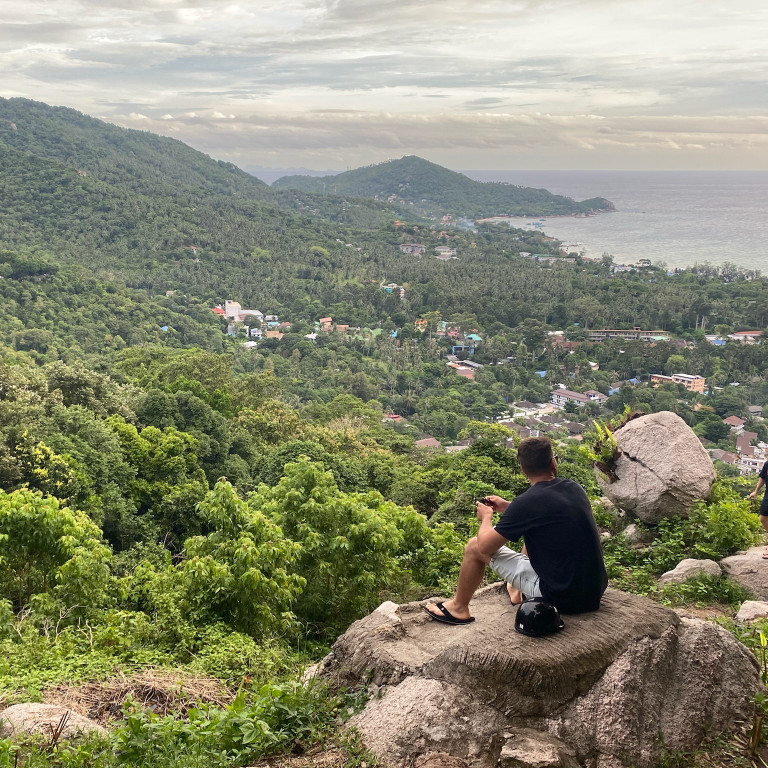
[
  {"xmin": 598, "ymin": 411, "xmax": 716, "ymax": 523},
  {"xmin": 621, "ymin": 524, "xmax": 654, "ymax": 547},
  {"xmin": 0, "ymin": 704, "xmax": 106, "ymax": 740},
  {"xmin": 658, "ymin": 558, "xmax": 722, "ymax": 586},
  {"xmin": 721, "ymin": 547, "xmax": 767, "ymax": 599},
  {"xmin": 325, "ymin": 585, "xmax": 759, "ymax": 768},
  {"xmin": 736, "ymin": 600, "xmax": 768, "ymax": 622}
]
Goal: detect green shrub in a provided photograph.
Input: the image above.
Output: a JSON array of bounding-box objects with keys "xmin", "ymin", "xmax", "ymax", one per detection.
[
  {"xmin": 131, "ymin": 479, "xmax": 305, "ymax": 642},
  {"xmin": 0, "ymin": 488, "xmax": 112, "ymax": 615},
  {"xmin": 601, "ymin": 478, "xmax": 763, "ymax": 601},
  {"xmin": 113, "ymin": 681, "xmax": 339, "ymax": 767},
  {"xmin": 658, "ymin": 575, "xmax": 753, "ymax": 609},
  {"xmin": 255, "ymin": 459, "xmax": 406, "ymax": 633}
]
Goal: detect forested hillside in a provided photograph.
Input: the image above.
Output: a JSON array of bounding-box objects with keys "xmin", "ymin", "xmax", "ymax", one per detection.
[
  {"xmin": 273, "ymin": 155, "xmax": 614, "ymax": 218},
  {"xmin": 1, "ymin": 97, "xmax": 768, "ymax": 767}
]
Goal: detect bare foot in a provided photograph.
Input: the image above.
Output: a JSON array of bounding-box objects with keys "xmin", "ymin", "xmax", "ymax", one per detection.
[{"xmin": 506, "ymin": 582, "xmax": 524, "ymax": 606}]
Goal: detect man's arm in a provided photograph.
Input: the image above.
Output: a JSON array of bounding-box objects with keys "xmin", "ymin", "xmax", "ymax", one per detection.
[
  {"xmin": 475, "ymin": 501, "xmax": 509, "ymax": 559},
  {"xmin": 750, "ymin": 476, "xmax": 766, "ymax": 500}
]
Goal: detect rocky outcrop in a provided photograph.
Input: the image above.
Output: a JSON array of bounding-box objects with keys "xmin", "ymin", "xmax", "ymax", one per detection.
[
  {"xmin": 0, "ymin": 704, "xmax": 106, "ymax": 740},
  {"xmin": 324, "ymin": 585, "xmax": 759, "ymax": 768},
  {"xmin": 598, "ymin": 411, "xmax": 716, "ymax": 523},
  {"xmin": 721, "ymin": 547, "xmax": 767, "ymax": 599},
  {"xmin": 658, "ymin": 558, "xmax": 722, "ymax": 586},
  {"xmin": 736, "ymin": 600, "xmax": 768, "ymax": 622}
]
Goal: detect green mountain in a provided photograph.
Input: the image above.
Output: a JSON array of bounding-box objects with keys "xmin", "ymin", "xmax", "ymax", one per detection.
[
  {"xmin": 0, "ymin": 98, "xmax": 271, "ymax": 200},
  {"xmin": 0, "ymin": 98, "xmax": 412, "ymax": 360},
  {"xmin": 272, "ymin": 155, "xmax": 614, "ymax": 219}
]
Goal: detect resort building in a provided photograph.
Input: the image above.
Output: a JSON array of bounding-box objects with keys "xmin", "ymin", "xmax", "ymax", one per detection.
[
  {"xmin": 550, "ymin": 389, "xmax": 591, "ymax": 408},
  {"xmin": 650, "ymin": 373, "xmax": 706, "ymax": 393},
  {"xmin": 587, "ymin": 327, "xmax": 670, "ymax": 343}
]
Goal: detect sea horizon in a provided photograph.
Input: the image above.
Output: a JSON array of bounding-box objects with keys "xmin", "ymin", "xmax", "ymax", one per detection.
[{"xmin": 463, "ymin": 170, "xmax": 768, "ymax": 272}]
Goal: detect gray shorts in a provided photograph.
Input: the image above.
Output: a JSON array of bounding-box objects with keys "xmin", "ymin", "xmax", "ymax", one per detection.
[{"xmin": 489, "ymin": 546, "xmax": 543, "ymax": 598}]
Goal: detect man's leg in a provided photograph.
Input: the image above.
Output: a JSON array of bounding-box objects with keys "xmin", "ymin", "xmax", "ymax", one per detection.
[
  {"xmin": 490, "ymin": 547, "xmax": 542, "ymax": 603},
  {"xmin": 760, "ymin": 509, "xmax": 768, "ymax": 556},
  {"xmin": 425, "ymin": 536, "xmax": 491, "ymax": 620},
  {"xmin": 506, "ymin": 545, "xmax": 528, "ymax": 605}
]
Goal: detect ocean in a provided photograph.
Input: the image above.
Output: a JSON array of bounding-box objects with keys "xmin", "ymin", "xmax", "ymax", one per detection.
[{"xmin": 463, "ymin": 171, "xmax": 768, "ymax": 272}]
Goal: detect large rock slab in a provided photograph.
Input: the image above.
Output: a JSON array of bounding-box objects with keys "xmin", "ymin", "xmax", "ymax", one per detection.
[
  {"xmin": 658, "ymin": 558, "xmax": 721, "ymax": 586},
  {"xmin": 721, "ymin": 547, "xmax": 767, "ymax": 599},
  {"xmin": 325, "ymin": 584, "xmax": 759, "ymax": 768},
  {"xmin": 598, "ymin": 411, "xmax": 716, "ymax": 523},
  {"xmin": 0, "ymin": 704, "xmax": 106, "ymax": 740},
  {"xmin": 348, "ymin": 677, "xmax": 506, "ymax": 766}
]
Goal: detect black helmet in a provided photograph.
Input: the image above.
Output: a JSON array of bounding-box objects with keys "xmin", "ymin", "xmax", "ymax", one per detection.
[{"xmin": 514, "ymin": 598, "xmax": 565, "ymax": 637}]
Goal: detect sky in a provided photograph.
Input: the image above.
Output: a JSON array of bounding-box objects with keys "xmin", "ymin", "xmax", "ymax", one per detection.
[{"xmin": 2, "ymin": 0, "xmax": 767, "ymax": 173}]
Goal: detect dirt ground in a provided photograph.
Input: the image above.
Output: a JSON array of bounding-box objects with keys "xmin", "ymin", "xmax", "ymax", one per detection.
[{"xmin": 42, "ymin": 669, "xmax": 234, "ymax": 724}]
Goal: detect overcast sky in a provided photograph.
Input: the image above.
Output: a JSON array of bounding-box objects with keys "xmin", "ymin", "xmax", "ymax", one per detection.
[{"xmin": 2, "ymin": 0, "xmax": 767, "ymax": 172}]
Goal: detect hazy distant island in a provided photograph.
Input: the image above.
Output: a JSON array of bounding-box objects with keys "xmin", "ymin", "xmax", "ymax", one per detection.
[{"xmin": 272, "ymin": 155, "xmax": 615, "ymax": 220}]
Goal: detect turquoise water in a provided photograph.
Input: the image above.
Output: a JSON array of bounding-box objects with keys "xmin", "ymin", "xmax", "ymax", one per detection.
[{"xmin": 463, "ymin": 170, "xmax": 768, "ymax": 272}]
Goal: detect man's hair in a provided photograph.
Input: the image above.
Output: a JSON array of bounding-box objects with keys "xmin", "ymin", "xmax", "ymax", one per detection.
[{"xmin": 517, "ymin": 436, "xmax": 554, "ymax": 475}]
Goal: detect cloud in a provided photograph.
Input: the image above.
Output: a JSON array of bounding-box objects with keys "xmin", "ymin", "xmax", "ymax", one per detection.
[
  {"xmin": 0, "ymin": 0, "xmax": 766, "ymax": 168},
  {"xmin": 102, "ymin": 108, "xmax": 768, "ymax": 171}
]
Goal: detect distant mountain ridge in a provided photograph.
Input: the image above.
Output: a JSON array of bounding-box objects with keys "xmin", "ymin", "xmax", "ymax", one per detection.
[{"xmin": 272, "ymin": 156, "xmax": 614, "ymax": 219}]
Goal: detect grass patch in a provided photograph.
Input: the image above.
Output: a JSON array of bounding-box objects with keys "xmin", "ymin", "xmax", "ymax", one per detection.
[{"xmin": 658, "ymin": 575, "xmax": 754, "ymax": 610}]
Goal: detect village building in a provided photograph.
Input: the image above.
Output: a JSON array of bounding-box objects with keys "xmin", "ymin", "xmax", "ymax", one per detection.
[
  {"xmin": 588, "ymin": 327, "xmax": 670, "ymax": 343},
  {"xmin": 399, "ymin": 243, "xmax": 426, "ymax": 255},
  {"xmin": 710, "ymin": 449, "xmax": 738, "ymax": 465},
  {"xmin": 650, "ymin": 373, "xmax": 706, "ymax": 393},
  {"xmin": 736, "ymin": 431, "xmax": 758, "ymax": 454},
  {"xmin": 550, "ymin": 389, "xmax": 591, "ymax": 408},
  {"xmin": 415, "ymin": 436, "xmax": 442, "ymax": 449},
  {"xmin": 723, "ymin": 416, "xmax": 746, "ymax": 433},
  {"xmin": 730, "ymin": 330, "xmax": 763, "ymax": 344},
  {"xmin": 737, "ymin": 447, "xmax": 764, "ymax": 475}
]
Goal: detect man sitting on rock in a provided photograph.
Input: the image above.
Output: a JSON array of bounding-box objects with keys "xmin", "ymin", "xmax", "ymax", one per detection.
[{"xmin": 424, "ymin": 436, "xmax": 608, "ymax": 625}]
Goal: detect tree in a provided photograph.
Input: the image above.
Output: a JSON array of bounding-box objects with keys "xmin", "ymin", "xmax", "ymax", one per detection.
[
  {"xmin": 572, "ymin": 296, "xmax": 602, "ymax": 331},
  {"xmin": 255, "ymin": 459, "xmax": 405, "ymax": 633},
  {"xmin": 0, "ymin": 488, "xmax": 110, "ymax": 612},
  {"xmin": 665, "ymin": 355, "xmax": 686, "ymax": 375},
  {"xmin": 167, "ymin": 479, "xmax": 304, "ymax": 638}
]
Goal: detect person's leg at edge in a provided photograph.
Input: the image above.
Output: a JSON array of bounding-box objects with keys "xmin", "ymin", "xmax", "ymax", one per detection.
[
  {"xmin": 506, "ymin": 544, "xmax": 528, "ymax": 605},
  {"xmin": 760, "ymin": 511, "xmax": 768, "ymax": 555},
  {"xmin": 425, "ymin": 536, "xmax": 490, "ymax": 621}
]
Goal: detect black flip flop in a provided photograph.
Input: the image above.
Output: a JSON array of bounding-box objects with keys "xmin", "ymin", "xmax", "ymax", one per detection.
[{"xmin": 422, "ymin": 601, "xmax": 475, "ymax": 625}]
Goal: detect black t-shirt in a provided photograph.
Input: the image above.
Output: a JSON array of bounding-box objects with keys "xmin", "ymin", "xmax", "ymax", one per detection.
[
  {"xmin": 493, "ymin": 478, "xmax": 608, "ymax": 614},
  {"xmin": 760, "ymin": 462, "xmax": 768, "ymax": 497}
]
